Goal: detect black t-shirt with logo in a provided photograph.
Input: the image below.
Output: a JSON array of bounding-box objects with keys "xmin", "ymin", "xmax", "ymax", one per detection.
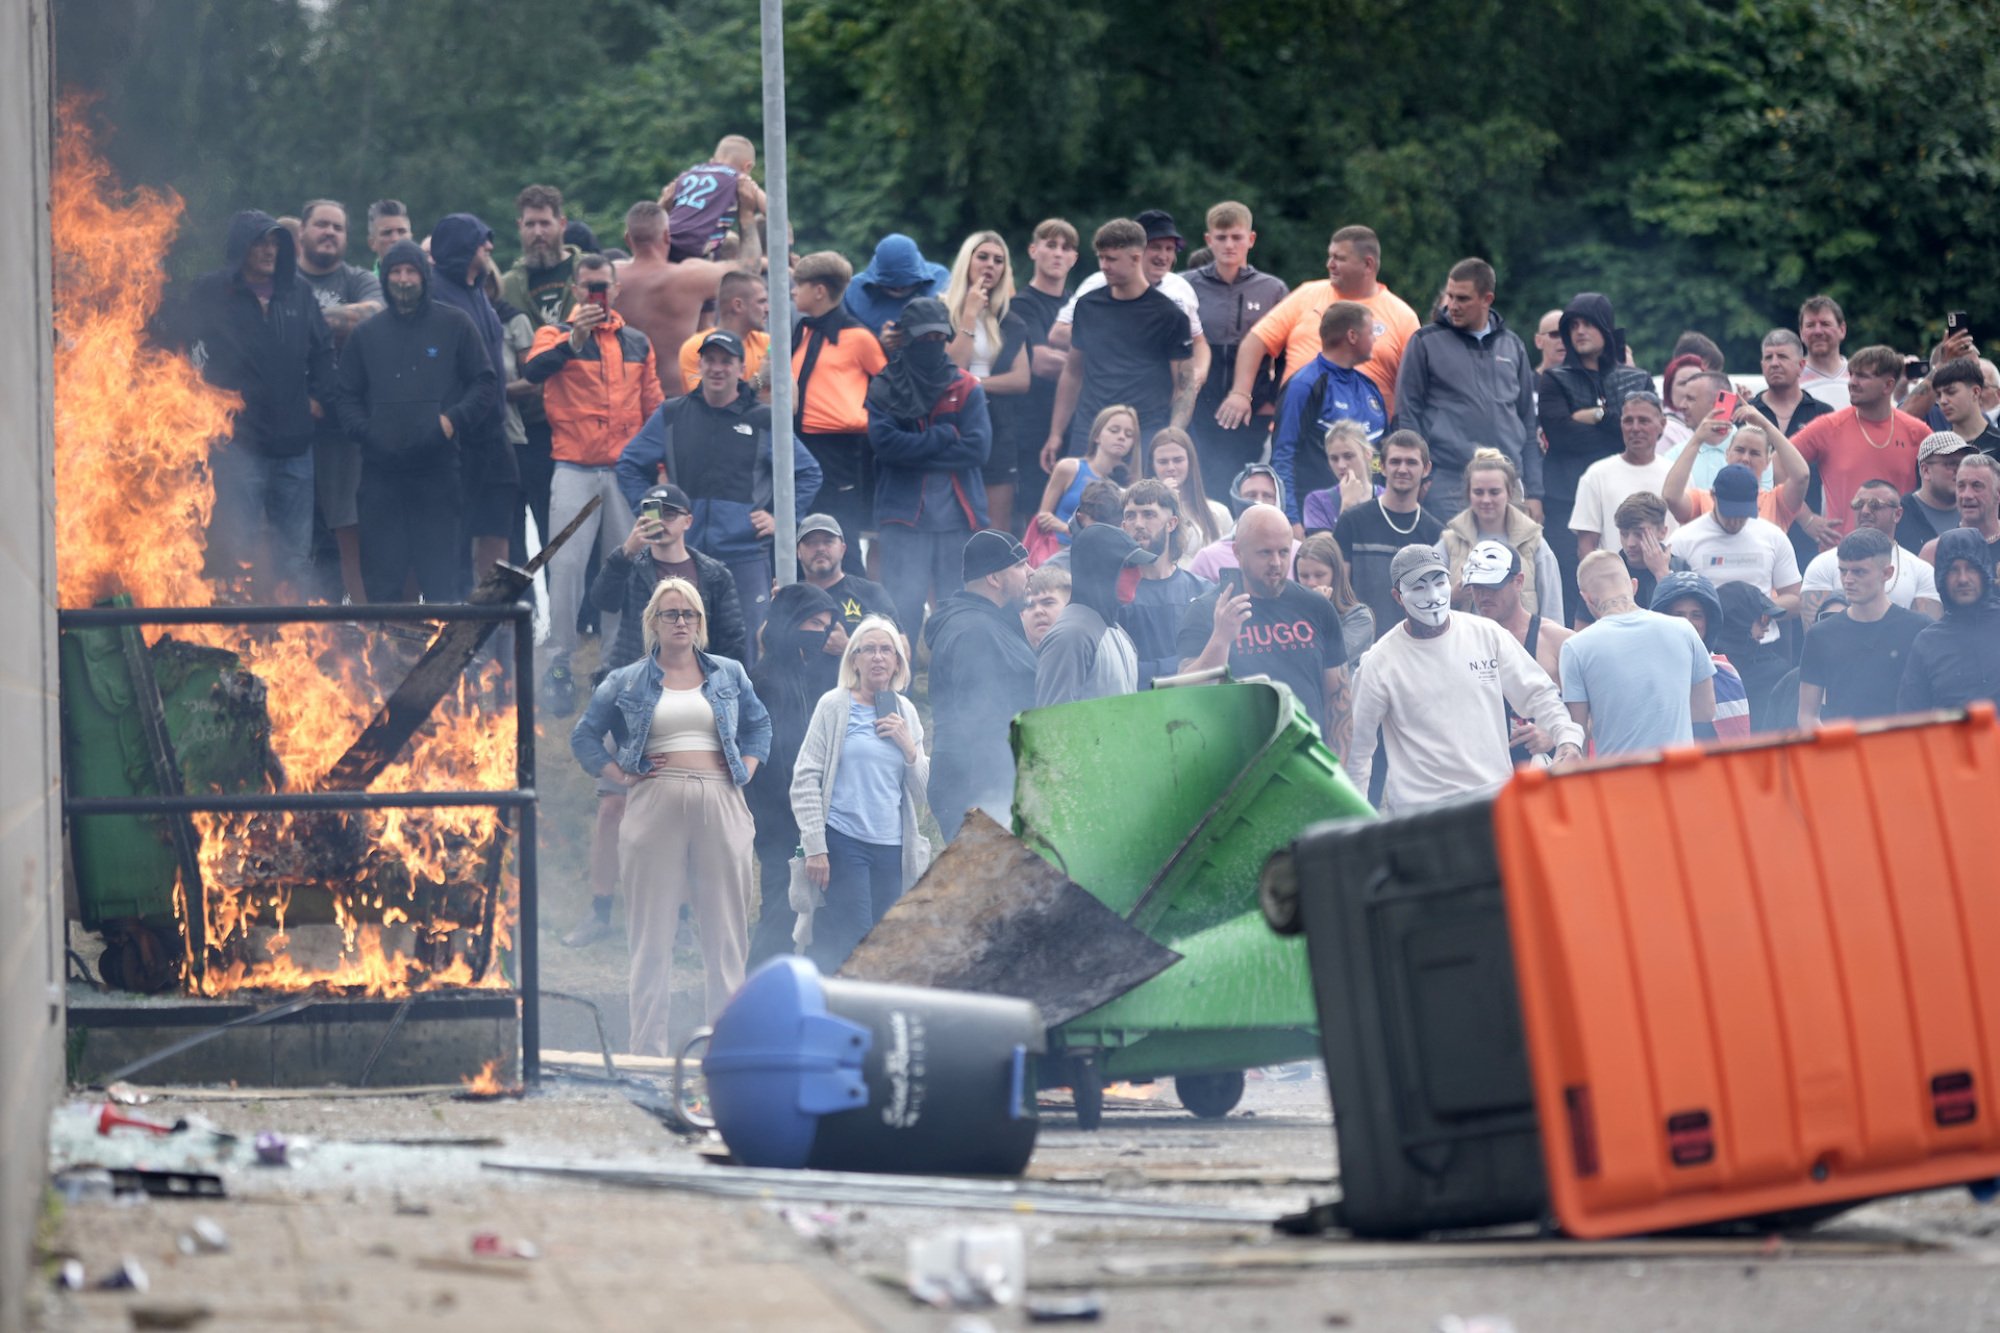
[
  {"xmin": 1176, "ymin": 573, "xmax": 1344, "ymax": 732},
  {"xmin": 1798, "ymin": 605, "xmax": 1929, "ymax": 721},
  {"xmin": 822, "ymin": 573, "xmax": 896, "ymax": 634}
]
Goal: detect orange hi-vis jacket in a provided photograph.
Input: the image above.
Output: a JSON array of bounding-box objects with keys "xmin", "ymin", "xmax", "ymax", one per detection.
[{"xmin": 525, "ymin": 307, "xmax": 666, "ymax": 466}]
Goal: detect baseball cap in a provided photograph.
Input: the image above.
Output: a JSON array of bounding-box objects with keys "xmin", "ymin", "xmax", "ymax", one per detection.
[
  {"xmin": 1919, "ymin": 430, "xmax": 1976, "ymax": 464},
  {"xmin": 797, "ymin": 514, "xmax": 843, "ymax": 542},
  {"xmin": 698, "ymin": 329, "xmax": 745, "ymax": 361},
  {"xmin": 1135, "ymin": 209, "xmax": 1185, "ymax": 249},
  {"xmin": 898, "ymin": 297, "xmax": 954, "ymax": 339},
  {"xmin": 1388, "ymin": 544, "xmax": 1449, "ymax": 586},
  {"xmin": 961, "ymin": 529, "xmax": 1029, "ymax": 583},
  {"xmin": 1460, "ymin": 539, "xmax": 1521, "ymax": 587},
  {"xmin": 641, "ymin": 483, "xmax": 691, "ymax": 514},
  {"xmin": 1712, "ymin": 463, "xmax": 1760, "ymax": 519}
]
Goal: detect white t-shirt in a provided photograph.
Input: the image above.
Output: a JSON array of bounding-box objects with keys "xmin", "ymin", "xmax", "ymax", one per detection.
[
  {"xmin": 1799, "ymin": 360, "xmax": 1851, "ymax": 410},
  {"xmin": 1059, "ymin": 271, "xmax": 1205, "ymax": 341},
  {"xmin": 1666, "ymin": 512, "xmax": 1802, "ymax": 594},
  {"xmin": 1801, "ymin": 545, "xmax": 1938, "ymax": 608},
  {"xmin": 1569, "ymin": 454, "xmax": 1676, "ymax": 536},
  {"xmin": 1344, "ymin": 616, "xmax": 1583, "ymax": 815}
]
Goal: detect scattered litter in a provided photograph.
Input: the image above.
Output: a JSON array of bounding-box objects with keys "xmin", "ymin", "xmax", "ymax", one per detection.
[
  {"xmin": 1436, "ymin": 1318, "xmax": 1516, "ymax": 1333},
  {"xmin": 98, "ymin": 1105, "xmax": 176, "ymax": 1137},
  {"xmin": 907, "ymin": 1227, "xmax": 1024, "ymax": 1308},
  {"xmin": 105, "ymin": 1082, "xmax": 153, "ymax": 1105},
  {"xmin": 470, "ymin": 1232, "xmax": 539, "ymax": 1260},
  {"xmin": 96, "ymin": 1256, "xmax": 149, "ymax": 1293},
  {"xmin": 393, "ymin": 1193, "xmax": 431, "ymax": 1217},
  {"xmin": 175, "ymin": 1217, "xmax": 228, "ymax": 1255},
  {"xmin": 52, "ymin": 1168, "xmax": 116, "ymax": 1205},
  {"xmin": 413, "ymin": 1255, "xmax": 532, "ymax": 1281},
  {"xmin": 110, "ymin": 1169, "xmax": 225, "ymax": 1201},
  {"xmin": 351, "ymin": 1136, "xmax": 504, "ymax": 1148},
  {"xmin": 56, "ymin": 1259, "xmax": 85, "ymax": 1291},
  {"xmin": 129, "ymin": 1302, "xmax": 216, "ymax": 1329},
  {"xmin": 945, "ymin": 1320, "xmax": 998, "ymax": 1333},
  {"xmin": 254, "ymin": 1131, "xmax": 289, "ymax": 1166},
  {"xmin": 1026, "ymin": 1292, "xmax": 1105, "ymax": 1322}
]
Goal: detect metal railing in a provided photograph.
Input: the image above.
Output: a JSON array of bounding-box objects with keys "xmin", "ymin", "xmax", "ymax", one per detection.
[{"xmin": 57, "ymin": 599, "xmax": 543, "ymax": 1086}]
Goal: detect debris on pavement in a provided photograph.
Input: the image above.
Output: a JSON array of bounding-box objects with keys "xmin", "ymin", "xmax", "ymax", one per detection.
[
  {"xmin": 253, "ymin": 1130, "xmax": 289, "ymax": 1165},
  {"xmin": 128, "ymin": 1302, "xmax": 216, "ymax": 1330},
  {"xmin": 1436, "ymin": 1318, "xmax": 1517, "ymax": 1333},
  {"xmin": 175, "ymin": 1217, "xmax": 229, "ymax": 1254},
  {"xmin": 1025, "ymin": 1292, "xmax": 1106, "ymax": 1322},
  {"xmin": 906, "ymin": 1226, "xmax": 1024, "ymax": 1308},
  {"xmin": 470, "ymin": 1231, "xmax": 540, "ymax": 1260},
  {"xmin": 95, "ymin": 1255, "xmax": 149, "ymax": 1292}
]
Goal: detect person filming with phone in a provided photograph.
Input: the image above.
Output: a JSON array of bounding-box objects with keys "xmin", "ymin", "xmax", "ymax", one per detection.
[
  {"xmin": 525, "ymin": 254, "xmax": 666, "ymax": 715},
  {"xmin": 789, "ymin": 616, "xmax": 932, "ymax": 973}
]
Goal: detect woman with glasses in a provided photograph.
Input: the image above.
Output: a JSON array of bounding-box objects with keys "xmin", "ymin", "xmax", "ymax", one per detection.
[
  {"xmin": 571, "ymin": 577, "xmax": 770, "ymax": 1056},
  {"xmin": 789, "ymin": 616, "xmax": 932, "ymax": 972}
]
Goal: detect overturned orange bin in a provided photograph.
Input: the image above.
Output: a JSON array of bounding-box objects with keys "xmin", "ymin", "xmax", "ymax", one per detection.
[{"xmin": 1496, "ymin": 705, "xmax": 2000, "ymax": 1238}]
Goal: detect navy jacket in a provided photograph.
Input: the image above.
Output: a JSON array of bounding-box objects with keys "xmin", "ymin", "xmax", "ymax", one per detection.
[{"xmin": 189, "ymin": 210, "xmax": 337, "ymax": 458}]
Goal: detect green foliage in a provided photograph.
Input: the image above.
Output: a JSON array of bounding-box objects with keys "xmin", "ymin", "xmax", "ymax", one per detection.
[{"xmin": 53, "ymin": 0, "xmax": 2000, "ymax": 370}]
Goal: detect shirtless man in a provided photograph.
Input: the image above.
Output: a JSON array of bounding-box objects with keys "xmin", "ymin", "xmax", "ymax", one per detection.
[{"xmin": 612, "ymin": 199, "xmax": 762, "ymax": 367}]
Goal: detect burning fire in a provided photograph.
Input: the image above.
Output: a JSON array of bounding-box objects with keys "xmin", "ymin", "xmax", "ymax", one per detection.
[
  {"xmin": 462, "ymin": 1060, "xmax": 504, "ymax": 1095},
  {"xmin": 54, "ymin": 101, "xmax": 516, "ymax": 998}
]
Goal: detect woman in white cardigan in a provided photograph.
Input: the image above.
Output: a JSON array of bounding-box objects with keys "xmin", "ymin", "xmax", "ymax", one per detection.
[{"xmin": 789, "ymin": 615, "xmax": 933, "ymax": 971}]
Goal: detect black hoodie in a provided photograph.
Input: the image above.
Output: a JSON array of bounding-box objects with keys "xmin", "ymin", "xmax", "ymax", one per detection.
[
  {"xmin": 1538, "ymin": 292, "xmax": 1655, "ymax": 487},
  {"xmin": 334, "ymin": 240, "xmax": 499, "ymax": 472},
  {"xmin": 1035, "ymin": 524, "xmax": 1149, "ymax": 707},
  {"xmin": 1899, "ymin": 527, "xmax": 2000, "ymax": 711},
  {"xmin": 188, "ymin": 210, "xmax": 337, "ymax": 458},
  {"xmin": 746, "ymin": 583, "xmax": 844, "ymax": 843}
]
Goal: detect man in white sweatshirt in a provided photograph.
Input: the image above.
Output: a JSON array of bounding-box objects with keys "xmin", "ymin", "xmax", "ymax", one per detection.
[{"xmin": 1345, "ymin": 545, "xmax": 1582, "ymax": 814}]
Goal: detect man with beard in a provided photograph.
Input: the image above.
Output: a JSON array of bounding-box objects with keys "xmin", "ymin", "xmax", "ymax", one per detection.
[
  {"xmin": 1179, "ymin": 505, "xmax": 1349, "ymax": 740},
  {"xmin": 294, "ymin": 199, "xmax": 383, "ymax": 602},
  {"xmin": 1901, "ymin": 431, "xmax": 1977, "ymax": 552},
  {"xmin": 745, "ymin": 582, "xmax": 848, "ymax": 965},
  {"xmin": 501, "ymin": 184, "xmax": 582, "ymax": 552},
  {"xmin": 1899, "ymin": 527, "xmax": 2000, "ymax": 711},
  {"xmin": 1118, "ymin": 480, "xmax": 1211, "ymax": 687},
  {"xmin": 925, "ymin": 530, "xmax": 1037, "ymax": 840},
  {"xmin": 866, "ymin": 297, "xmax": 993, "ymax": 639},
  {"xmin": 1919, "ymin": 453, "xmax": 2000, "ymax": 565},
  {"xmin": 795, "ymin": 514, "xmax": 894, "ymax": 636},
  {"xmin": 190, "ymin": 209, "xmax": 338, "ymax": 600},
  {"xmin": 1037, "ymin": 523, "xmax": 1151, "ymax": 706},
  {"xmin": 1344, "ymin": 545, "xmax": 1580, "ymax": 812},
  {"xmin": 1797, "ymin": 295, "xmax": 1851, "ymax": 409},
  {"xmin": 334, "ymin": 241, "xmax": 496, "ymax": 603},
  {"xmin": 616, "ymin": 330, "xmax": 821, "ymax": 664}
]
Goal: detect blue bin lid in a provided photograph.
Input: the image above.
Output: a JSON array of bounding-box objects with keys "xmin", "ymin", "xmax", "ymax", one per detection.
[{"xmin": 701, "ymin": 956, "xmax": 872, "ymax": 1168}]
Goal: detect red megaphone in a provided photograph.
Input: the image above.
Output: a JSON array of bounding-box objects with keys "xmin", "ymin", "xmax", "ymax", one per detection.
[{"xmin": 97, "ymin": 1103, "xmax": 176, "ymax": 1137}]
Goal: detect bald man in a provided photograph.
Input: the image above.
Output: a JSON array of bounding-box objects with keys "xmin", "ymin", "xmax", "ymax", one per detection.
[
  {"xmin": 1560, "ymin": 548, "xmax": 1717, "ymax": 755},
  {"xmin": 613, "ymin": 199, "xmax": 760, "ymax": 364},
  {"xmin": 1178, "ymin": 503, "xmax": 1350, "ymax": 744}
]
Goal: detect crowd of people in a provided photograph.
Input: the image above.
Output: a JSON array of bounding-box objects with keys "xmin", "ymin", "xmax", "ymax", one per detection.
[{"xmin": 183, "ymin": 140, "xmax": 2000, "ymax": 1051}]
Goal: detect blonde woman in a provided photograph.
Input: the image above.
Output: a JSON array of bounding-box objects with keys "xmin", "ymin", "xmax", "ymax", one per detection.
[
  {"xmin": 570, "ymin": 577, "xmax": 770, "ymax": 1056},
  {"xmin": 789, "ymin": 616, "xmax": 932, "ymax": 972},
  {"xmin": 945, "ymin": 230, "xmax": 1032, "ymax": 530}
]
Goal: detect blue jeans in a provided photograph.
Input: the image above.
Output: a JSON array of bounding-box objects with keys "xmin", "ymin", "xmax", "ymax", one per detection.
[
  {"xmin": 209, "ymin": 442, "xmax": 315, "ymax": 596},
  {"xmin": 807, "ymin": 826, "xmax": 902, "ymax": 973}
]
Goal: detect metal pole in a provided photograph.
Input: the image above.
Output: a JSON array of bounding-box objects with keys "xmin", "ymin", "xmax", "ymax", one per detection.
[
  {"xmin": 761, "ymin": 0, "xmax": 796, "ymax": 586},
  {"xmin": 514, "ymin": 601, "xmax": 540, "ymax": 1089}
]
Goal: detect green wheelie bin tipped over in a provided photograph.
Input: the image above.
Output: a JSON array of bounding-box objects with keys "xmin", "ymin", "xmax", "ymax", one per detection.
[{"xmin": 1007, "ymin": 676, "xmax": 1373, "ymax": 1125}]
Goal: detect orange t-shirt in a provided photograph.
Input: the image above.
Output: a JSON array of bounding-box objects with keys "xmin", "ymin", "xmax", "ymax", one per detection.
[
  {"xmin": 791, "ymin": 324, "xmax": 887, "ymax": 436},
  {"xmin": 677, "ymin": 327, "xmax": 771, "ymax": 393},
  {"xmin": 1790, "ymin": 406, "xmax": 1928, "ymax": 520},
  {"xmin": 1683, "ymin": 485, "xmax": 1804, "ymax": 531},
  {"xmin": 1246, "ymin": 280, "xmax": 1421, "ymax": 413}
]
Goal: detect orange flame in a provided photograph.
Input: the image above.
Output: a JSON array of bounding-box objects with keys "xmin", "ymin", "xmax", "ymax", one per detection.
[
  {"xmin": 54, "ymin": 100, "xmax": 516, "ymax": 999},
  {"xmin": 462, "ymin": 1060, "xmax": 503, "ymax": 1095}
]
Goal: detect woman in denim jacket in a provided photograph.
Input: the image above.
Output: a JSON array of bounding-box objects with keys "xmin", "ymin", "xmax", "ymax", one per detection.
[{"xmin": 571, "ymin": 577, "xmax": 771, "ymax": 1056}]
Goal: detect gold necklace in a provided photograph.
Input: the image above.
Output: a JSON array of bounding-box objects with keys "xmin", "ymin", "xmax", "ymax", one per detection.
[{"xmin": 1856, "ymin": 410, "xmax": 1894, "ymax": 450}]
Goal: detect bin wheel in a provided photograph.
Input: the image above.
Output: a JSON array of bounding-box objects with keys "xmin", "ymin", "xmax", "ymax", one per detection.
[
  {"xmin": 97, "ymin": 921, "xmax": 178, "ymax": 995},
  {"xmin": 1072, "ymin": 1057, "xmax": 1104, "ymax": 1132},
  {"xmin": 1259, "ymin": 851, "xmax": 1302, "ymax": 936},
  {"xmin": 1174, "ymin": 1070, "xmax": 1246, "ymax": 1119}
]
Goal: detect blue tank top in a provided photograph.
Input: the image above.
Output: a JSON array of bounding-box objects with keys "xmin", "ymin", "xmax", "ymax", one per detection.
[{"xmin": 1051, "ymin": 459, "xmax": 1099, "ymax": 547}]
